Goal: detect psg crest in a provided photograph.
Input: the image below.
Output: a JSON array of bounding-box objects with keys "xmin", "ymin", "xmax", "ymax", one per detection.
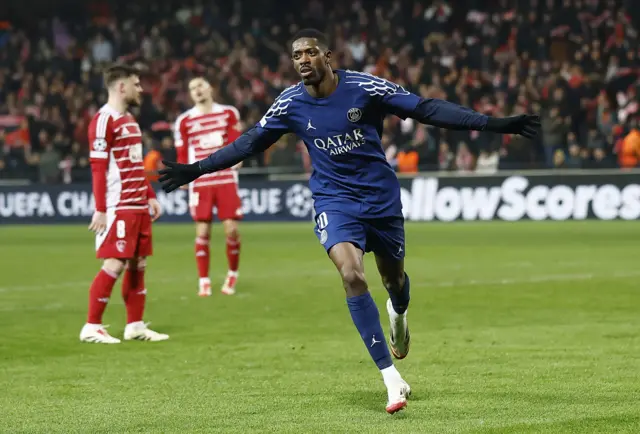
[{"xmin": 347, "ymin": 108, "xmax": 362, "ymax": 123}]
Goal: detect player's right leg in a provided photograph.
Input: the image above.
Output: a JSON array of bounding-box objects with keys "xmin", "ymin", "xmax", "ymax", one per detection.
[
  {"xmin": 80, "ymin": 257, "xmax": 126, "ymax": 344},
  {"xmin": 328, "ymin": 243, "xmax": 410, "ymax": 414},
  {"xmin": 190, "ymin": 188, "xmax": 214, "ymax": 296},
  {"xmin": 316, "ymin": 211, "xmax": 409, "ymax": 413}
]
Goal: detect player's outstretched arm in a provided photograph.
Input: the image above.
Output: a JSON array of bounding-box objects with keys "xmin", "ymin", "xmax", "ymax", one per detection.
[
  {"xmin": 411, "ymin": 98, "xmax": 541, "ymax": 138},
  {"xmin": 158, "ymin": 127, "xmax": 282, "ymax": 193},
  {"xmin": 375, "ymin": 76, "xmax": 540, "ymax": 138}
]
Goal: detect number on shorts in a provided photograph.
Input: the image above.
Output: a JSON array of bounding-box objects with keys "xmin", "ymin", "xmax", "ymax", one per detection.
[
  {"xmin": 116, "ymin": 220, "xmax": 126, "ymax": 238},
  {"xmin": 316, "ymin": 212, "xmax": 328, "ymax": 230},
  {"xmin": 189, "ymin": 192, "xmax": 199, "ymax": 207}
]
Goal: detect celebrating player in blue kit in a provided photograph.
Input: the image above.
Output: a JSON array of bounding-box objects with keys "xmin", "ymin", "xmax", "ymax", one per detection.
[{"xmin": 159, "ymin": 29, "xmax": 540, "ymax": 414}]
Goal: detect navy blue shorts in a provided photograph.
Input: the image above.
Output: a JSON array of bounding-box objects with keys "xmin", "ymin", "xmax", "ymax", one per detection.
[{"xmin": 313, "ymin": 211, "xmax": 405, "ymax": 260}]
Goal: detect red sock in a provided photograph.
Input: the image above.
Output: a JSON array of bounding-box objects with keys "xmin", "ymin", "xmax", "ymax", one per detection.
[
  {"xmin": 122, "ymin": 264, "xmax": 146, "ymax": 324},
  {"xmin": 195, "ymin": 236, "xmax": 210, "ymax": 279},
  {"xmin": 226, "ymin": 236, "xmax": 240, "ymax": 272},
  {"xmin": 87, "ymin": 268, "xmax": 118, "ymax": 324}
]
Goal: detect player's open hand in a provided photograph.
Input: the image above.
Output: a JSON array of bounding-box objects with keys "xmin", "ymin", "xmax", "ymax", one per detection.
[
  {"xmin": 158, "ymin": 160, "xmax": 204, "ymax": 193},
  {"xmin": 148, "ymin": 198, "xmax": 162, "ymax": 222},
  {"xmin": 88, "ymin": 211, "xmax": 107, "ymax": 235},
  {"xmin": 486, "ymin": 114, "xmax": 541, "ymax": 139}
]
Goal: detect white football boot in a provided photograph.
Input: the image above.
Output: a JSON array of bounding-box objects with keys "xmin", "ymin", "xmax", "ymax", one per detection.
[
  {"xmin": 386, "ymin": 298, "xmax": 410, "ymax": 359},
  {"xmin": 79, "ymin": 324, "xmax": 121, "ymax": 344},
  {"xmin": 220, "ymin": 271, "xmax": 237, "ymax": 295},
  {"xmin": 123, "ymin": 322, "xmax": 169, "ymax": 342},
  {"xmin": 198, "ymin": 278, "xmax": 212, "ymax": 297},
  {"xmin": 383, "ymin": 367, "xmax": 412, "ymax": 414}
]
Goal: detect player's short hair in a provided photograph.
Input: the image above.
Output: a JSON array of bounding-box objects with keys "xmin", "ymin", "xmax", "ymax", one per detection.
[
  {"xmin": 291, "ymin": 28, "xmax": 330, "ymax": 50},
  {"xmin": 189, "ymin": 76, "xmax": 211, "ymax": 86},
  {"xmin": 103, "ymin": 63, "xmax": 140, "ymax": 88}
]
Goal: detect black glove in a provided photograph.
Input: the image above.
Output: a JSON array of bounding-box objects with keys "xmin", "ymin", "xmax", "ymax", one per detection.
[
  {"xmin": 158, "ymin": 161, "xmax": 204, "ymax": 193},
  {"xmin": 486, "ymin": 114, "xmax": 541, "ymax": 139}
]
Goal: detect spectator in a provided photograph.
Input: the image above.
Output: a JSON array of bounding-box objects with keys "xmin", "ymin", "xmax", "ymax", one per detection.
[
  {"xmin": 266, "ymin": 136, "xmax": 299, "ymax": 168},
  {"xmin": 38, "ymin": 142, "xmax": 60, "ymax": 183},
  {"xmin": 617, "ymin": 118, "xmax": 640, "ymax": 168},
  {"xmin": 500, "ymin": 134, "xmax": 534, "ymax": 170},
  {"xmin": 553, "ymin": 149, "xmax": 567, "ymax": 169},
  {"xmin": 144, "ymin": 144, "xmax": 163, "ymax": 182},
  {"xmin": 438, "ymin": 142, "xmax": 454, "ymax": 171},
  {"xmin": 475, "ymin": 150, "xmax": 499, "ymax": 174},
  {"xmin": 587, "ymin": 147, "xmax": 617, "ymax": 169},
  {"xmin": 91, "ymin": 33, "xmax": 113, "ymax": 64},
  {"xmin": 397, "ymin": 126, "xmax": 431, "ymax": 173},
  {"xmin": 541, "ymin": 107, "xmax": 569, "ymax": 167},
  {"xmin": 566, "ymin": 143, "xmax": 585, "ymax": 168},
  {"xmin": 454, "ymin": 142, "xmax": 475, "ymax": 173},
  {"xmin": 596, "ymin": 92, "xmax": 618, "ymax": 139},
  {"xmin": 587, "ymin": 128, "xmax": 606, "ymax": 151}
]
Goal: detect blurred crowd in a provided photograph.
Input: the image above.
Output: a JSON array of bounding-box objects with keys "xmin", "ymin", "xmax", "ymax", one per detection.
[{"xmin": 1, "ymin": 0, "xmax": 640, "ymax": 184}]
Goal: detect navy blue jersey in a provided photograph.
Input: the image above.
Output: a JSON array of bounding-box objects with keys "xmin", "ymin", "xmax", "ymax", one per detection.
[
  {"xmin": 256, "ymin": 70, "xmax": 425, "ymax": 218},
  {"xmin": 200, "ymin": 69, "xmax": 488, "ymax": 218}
]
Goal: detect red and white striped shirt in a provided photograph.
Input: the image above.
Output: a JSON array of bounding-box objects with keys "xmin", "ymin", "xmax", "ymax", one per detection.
[
  {"xmin": 174, "ymin": 103, "xmax": 241, "ymax": 189},
  {"xmin": 88, "ymin": 105, "xmax": 156, "ymax": 213}
]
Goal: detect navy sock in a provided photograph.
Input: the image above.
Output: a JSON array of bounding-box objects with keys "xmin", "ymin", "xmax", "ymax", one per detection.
[
  {"xmin": 387, "ymin": 272, "xmax": 410, "ymax": 315},
  {"xmin": 347, "ymin": 292, "xmax": 393, "ymax": 370}
]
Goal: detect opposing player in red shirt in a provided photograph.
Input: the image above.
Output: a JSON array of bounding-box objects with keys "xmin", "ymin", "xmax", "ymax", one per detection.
[
  {"xmin": 174, "ymin": 77, "xmax": 243, "ymax": 297},
  {"xmin": 81, "ymin": 64, "xmax": 169, "ymax": 344}
]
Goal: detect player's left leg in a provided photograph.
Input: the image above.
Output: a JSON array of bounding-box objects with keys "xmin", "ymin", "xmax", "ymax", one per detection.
[
  {"xmin": 216, "ymin": 183, "xmax": 243, "ymax": 295},
  {"xmin": 195, "ymin": 221, "xmax": 212, "ymax": 296},
  {"xmin": 221, "ymin": 219, "xmax": 240, "ymax": 295},
  {"xmin": 368, "ymin": 216, "xmax": 411, "ymax": 360},
  {"xmin": 375, "ymin": 255, "xmax": 410, "ymax": 360},
  {"xmin": 329, "ymin": 242, "xmax": 410, "ymax": 414},
  {"xmin": 121, "ymin": 213, "xmax": 168, "ymax": 342},
  {"xmin": 121, "ymin": 256, "xmax": 168, "ymax": 342},
  {"xmin": 317, "ymin": 211, "xmax": 409, "ymax": 413}
]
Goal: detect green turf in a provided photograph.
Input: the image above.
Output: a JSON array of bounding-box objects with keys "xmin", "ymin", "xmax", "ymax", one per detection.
[{"xmin": 1, "ymin": 221, "xmax": 639, "ymax": 433}]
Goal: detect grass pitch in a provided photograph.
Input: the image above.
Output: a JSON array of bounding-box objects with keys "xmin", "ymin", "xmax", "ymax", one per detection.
[{"xmin": 1, "ymin": 221, "xmax": 639, "ymax": 433}]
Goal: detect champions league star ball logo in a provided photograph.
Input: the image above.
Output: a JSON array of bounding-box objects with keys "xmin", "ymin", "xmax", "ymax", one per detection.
[
  {"xmin": 93, "ymin": 138, "xmax": 107, "ymax": 151},
  {"xmin": 286, "ymin": 184, "xmax": 313, "ymax": 218}
]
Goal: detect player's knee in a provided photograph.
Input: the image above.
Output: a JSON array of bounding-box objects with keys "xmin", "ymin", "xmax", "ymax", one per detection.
[
  {"xmin": 341, "ymin": 268, "xmax": 368, "ymax": 295},
  {"xmin": 226, "ymin": 227, "xmax": 239, "ymax": 240},
  {"xmin": 195, "ymin": 222, "xmax": 210, "ymax": 238},
  {"xmin": 128, "ymin": 257, "xmax": 146, "ymax": 270},
  {"xmin": 224, "ymin": 221, "xmax": 239, "ymax": 240},
  {"xmin": 103, "ymin": 258, "xmax": 126, "ymax": 275}
]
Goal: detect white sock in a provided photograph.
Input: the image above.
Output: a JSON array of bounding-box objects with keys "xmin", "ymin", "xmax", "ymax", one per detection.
[
  {"xmin": 227, "ymin": 270, "xmax": 238, "ymax": 278},
  {"xmin": 380, "ymin": 365, "xmax": 401, "ymax": 385},
  {"xmin": 199, "ymin": 277, "xmax": 210, "ymax": 285}
]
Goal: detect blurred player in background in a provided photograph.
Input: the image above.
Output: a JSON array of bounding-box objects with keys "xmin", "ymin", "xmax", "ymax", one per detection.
[
  {"xmin": 159, "ymin": 29, "xmax": 540, "ymax": 413},
  {"xmin": 174, "ymin": 77, "xmax": 243, "ymax": 297},
  {"xmin": 82, "ymin": 64, "xmax": 169, "ymax": 344}
]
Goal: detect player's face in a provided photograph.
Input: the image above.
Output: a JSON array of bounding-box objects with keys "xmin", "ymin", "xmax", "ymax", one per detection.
[
  {"xmin": 123, "ymin": 75, "xmax": 143, "ymax": 107},
  {"xmin": 189, "ymin": 79, "xmax": 212, "ymax": 104},
  {"xmin": 292, "ymin": 38, "xmax": 331, "ymax": 85}
]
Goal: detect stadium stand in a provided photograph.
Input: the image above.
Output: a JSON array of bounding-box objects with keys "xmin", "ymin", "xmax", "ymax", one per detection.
[{"xmin": 0, "ymin": 0, "xmax": 639, "ymax": 183}]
